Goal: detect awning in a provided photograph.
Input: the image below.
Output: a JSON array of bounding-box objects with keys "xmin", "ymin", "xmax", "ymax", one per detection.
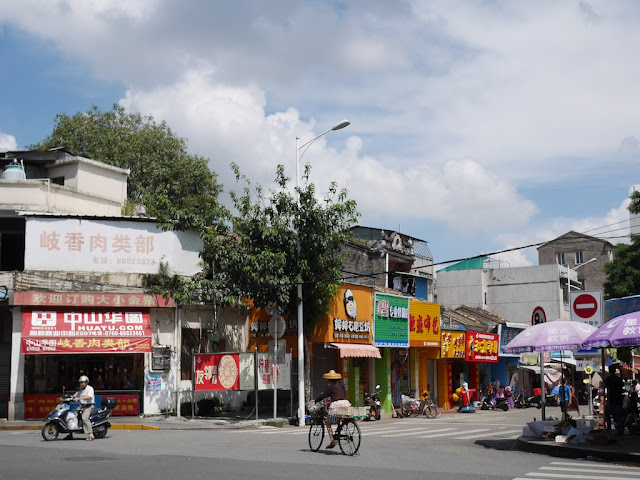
[
  {"xmin": 518, "ymin": 365, "xmax": 556, "ymax": 374},
  {"xmin": 21, "ymin": 308, "xmax": 153, "ymax": 354},
  {"xmin": 329, "ymin": 343, "xmax": 381, "ymax": 358}
]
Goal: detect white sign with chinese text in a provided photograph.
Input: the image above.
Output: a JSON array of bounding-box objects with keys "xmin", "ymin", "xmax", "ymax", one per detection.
[
  {"xmin": 239, "ymin": 352, "xmax": 291, "ymax": 390},
  {"xmin": 25, "ymin": 217, "xmax": 203, "ymax": 275}
]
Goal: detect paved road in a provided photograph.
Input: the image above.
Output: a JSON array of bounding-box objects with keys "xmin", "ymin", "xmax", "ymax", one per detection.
[{"xmin": 2, "ymin": 407, "xmax": 638, "ymax": 480}]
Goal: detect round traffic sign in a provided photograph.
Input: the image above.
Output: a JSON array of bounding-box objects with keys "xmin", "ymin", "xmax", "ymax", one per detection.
[
  {"xmin": 573, "ymin": 294, "xmax": 598, "ymax": 319},
  {"xmin": 532, "ymin": 306, "xmax": 546, "ymax": 326}
]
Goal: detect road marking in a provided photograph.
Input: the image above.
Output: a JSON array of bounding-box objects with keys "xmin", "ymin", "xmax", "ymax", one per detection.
[
  {"xmin": 420, "ymin": 428, "xmax": 488, "ymax": 438},
  {"xmin": 550, "ymin": 462, "xmax": 640, "ymax": 471},
  {"xmin": 379, "ymin": 427, "xmax": 450, "ymax": 438},
  {"xmin": 524, "ymin": 474, "xmax": 636, "ymax": 479},
  {"xmin": 540, "ymin": 466, "xmax": 640, "ymax": 476},
  {"xmin": 452, "ymin": 429, "xmax": 520, "ymax": 440}
]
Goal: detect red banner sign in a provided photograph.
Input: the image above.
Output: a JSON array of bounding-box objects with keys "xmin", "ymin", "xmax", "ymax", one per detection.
[
  {"xmin": 14, "ymin": 291, "xmax": 173, "ymax": 308},
  {"xmin": 465, "ymin": 331, "xmax": 499, "ymax": 363},
  {"xmin": 21, "ymin": 309, "xmax": 152, "ymax": 354},
  {"xmin": 194, "ymin": 354, "xmax": 240, "ymax": 391}
]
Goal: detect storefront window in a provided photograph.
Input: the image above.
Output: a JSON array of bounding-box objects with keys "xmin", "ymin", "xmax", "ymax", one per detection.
[{"xmin": 23, "ymin": 354, "xmax": 143, "ymax": 395}]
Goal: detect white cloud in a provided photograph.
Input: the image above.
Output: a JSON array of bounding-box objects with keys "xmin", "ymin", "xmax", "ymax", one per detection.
[{"xmin": 0, "ymin": 132, "xmax": 17, "ymax": 152}]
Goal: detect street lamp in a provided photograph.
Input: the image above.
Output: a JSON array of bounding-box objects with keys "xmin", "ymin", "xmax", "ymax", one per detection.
[{"xmin": 295, "ymin": 119, "xmax": 350, "ymax": 426}]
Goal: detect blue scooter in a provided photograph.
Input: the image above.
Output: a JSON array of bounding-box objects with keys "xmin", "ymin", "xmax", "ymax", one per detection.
[{"xmin": 41, "ymin": 394, "xmax": 117, "ymax": 441}]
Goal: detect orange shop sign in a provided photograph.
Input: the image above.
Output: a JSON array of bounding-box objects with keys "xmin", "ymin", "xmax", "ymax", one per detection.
[
  {"xmin": 409, "ymin": 300, "xmax": 441, "ymax": 347},
  {"xmin": 440, "ymin": 330, "xmax": 466, "ymax": 359}
]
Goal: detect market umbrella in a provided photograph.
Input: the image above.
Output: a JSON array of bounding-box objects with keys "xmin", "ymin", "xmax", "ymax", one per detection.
[
  {"xmin": 582, "ymin": 311, "xmax": 640, "ymax": 348},
  {"xmin": 503, "ymin": 320, "xmax": 597, "ymax": 354},
  {"xmin": 504, "ymin": 320, "xmax": 597, "ymax": 420}
]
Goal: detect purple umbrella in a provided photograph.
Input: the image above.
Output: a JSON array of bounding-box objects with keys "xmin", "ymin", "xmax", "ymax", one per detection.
[
  {"xmin": 503, "ymin": 320, "xmax": 597, "ymax": 421},
  {"xmin": 503, "ymin": 320, "xmax": 597, "ymax": 354},
  {"xmin": 582, "ymin": 311, "xmax": 640, "ymax": 348}
]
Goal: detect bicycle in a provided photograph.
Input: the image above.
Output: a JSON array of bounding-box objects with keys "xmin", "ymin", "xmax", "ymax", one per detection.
[
  {"xmin": 420, "ymin": 392, "xmax": 441, "ymax": 419},
  {"xmin": 308, "ymin": 401, "xmax": 362, "ymax": 456}
]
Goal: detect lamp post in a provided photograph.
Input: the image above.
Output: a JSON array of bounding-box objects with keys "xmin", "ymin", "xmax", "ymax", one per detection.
[{"xmin": 295, "ymin": 119, "xmax": 350, "ymax": 426}]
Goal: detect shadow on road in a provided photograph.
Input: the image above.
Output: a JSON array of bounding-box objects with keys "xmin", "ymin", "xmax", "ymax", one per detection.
[{"xmin": 474, "ymin": 439, "xmax": 520, "ymax": 451}]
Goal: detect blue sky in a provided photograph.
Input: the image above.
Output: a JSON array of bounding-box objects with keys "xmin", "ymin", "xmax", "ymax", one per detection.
[{"xmin": 1, "ymin": 1, "xmax": 638, "ymax": 269}]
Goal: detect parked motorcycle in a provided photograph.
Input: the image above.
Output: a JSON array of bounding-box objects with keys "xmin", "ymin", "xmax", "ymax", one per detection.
[
  {"xmin": 364, "ymin": 385, "xmax": 382, "ymax": 421},
  {"xmin": 41, "ymin": 394, "xmax": 117, "ymax": 441}
]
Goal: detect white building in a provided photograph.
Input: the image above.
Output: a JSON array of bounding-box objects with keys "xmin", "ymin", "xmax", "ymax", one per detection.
[
  {"xmin": 0, "ymin": 149, "xmax": 248, "ymax": 420},
  {"xmin": 436, "ymin": 263, "xmax": 578, "ymax": 325}
]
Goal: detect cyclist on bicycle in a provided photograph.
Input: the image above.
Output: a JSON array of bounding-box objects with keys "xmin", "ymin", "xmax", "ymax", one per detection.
[{"xmin": 315, "ymin": 370, "xmax": 351, "ymax": 449}]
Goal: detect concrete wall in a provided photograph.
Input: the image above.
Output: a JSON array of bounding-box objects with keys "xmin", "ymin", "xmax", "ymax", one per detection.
[
  {"xmin": 437, "ymin": 264, "xmax": 572, "ymax": 324},
  {"xmin": 0, "ymin": 181, "xmax": 123, "ymax": 216}
]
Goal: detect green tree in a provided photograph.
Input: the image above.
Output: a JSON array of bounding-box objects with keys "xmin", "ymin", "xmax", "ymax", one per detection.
[
  {"xmin": 30, "ymin": 104, "xmax": 225, "ymax": 229},
  {"xmin": 228, "ymin": 162, "xmax": 359, "ymax": 388},
  {"xmin": 603, "ymin": 190, "xmax": 640, "ymax": 299}
]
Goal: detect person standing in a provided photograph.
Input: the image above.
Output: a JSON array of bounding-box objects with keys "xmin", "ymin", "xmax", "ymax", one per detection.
[
  {"xmin": 605, "ymin": 365, "xmax": 624, "ymax": 435},
  {"xmin": 66, "ymin": 375, "xmax": 95, "ymax": 441}
]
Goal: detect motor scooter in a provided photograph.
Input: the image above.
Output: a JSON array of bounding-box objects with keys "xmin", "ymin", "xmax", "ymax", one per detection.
[
  {"xmin": 363, "ymin": 385, "xmax": 381, "ymax": 421},
  {"xmin": 480, "ymin": 385, "xmax": 509, "ymax": 411},
  {"xmin": 41, "ymin": 394, "xmax": 117, "ymax": 441}
]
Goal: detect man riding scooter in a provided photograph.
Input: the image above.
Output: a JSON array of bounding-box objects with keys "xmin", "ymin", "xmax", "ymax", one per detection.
[{"xmin": 65, "ymin": 375, "xmax": 95, "ymax": 441}]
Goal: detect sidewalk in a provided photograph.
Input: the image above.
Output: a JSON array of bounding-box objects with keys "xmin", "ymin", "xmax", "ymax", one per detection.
[{"xmin": 0, "ymin": 414, "xmax": 291, "ymax": 431}]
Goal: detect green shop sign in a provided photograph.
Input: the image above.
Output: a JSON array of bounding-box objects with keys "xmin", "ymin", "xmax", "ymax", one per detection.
[{"xmin": 373, "ymin": 293, "xmax": 409, "ymax": 347}]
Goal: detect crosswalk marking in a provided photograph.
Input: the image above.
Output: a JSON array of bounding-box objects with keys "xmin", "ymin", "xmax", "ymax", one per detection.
[
  {"xmin": 380, "ymin": 427, "xmax": 455, "ymax": 438},
  {"xmin": 452, "ymin": 429, "xmax": 519, "ymax": 440},
  {"xmin": 419, "ymin": 428, "xmax": 489, "ymax": 438},
  {"xmin": 513, "ymin": 461, "xmax": 640, "ymax": 480}
]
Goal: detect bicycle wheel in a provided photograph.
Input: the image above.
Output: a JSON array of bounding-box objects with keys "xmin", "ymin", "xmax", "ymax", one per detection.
[
  {"xmin": 338, "ymin": 420, "xmax": 361, "ymax": 456},
  {"xmin": 424, "ymin": 404, "xmax": 436, "ymax": 418},
  {"xmin": 308, "ymin": 421, "xmax": 325, "ymax": 452}
]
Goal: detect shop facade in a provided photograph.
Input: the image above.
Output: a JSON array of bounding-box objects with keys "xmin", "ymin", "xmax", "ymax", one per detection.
[
  {"xmin": 9, "ymin": 291, "xmax": 176, "ymax": 419},
  {"xmin": 408, "ymin": 299, "xmax": 441, "ymax": 404},
  {"xmin": 308, "ymin": 284, "xmax": 379, "ymax": 405}
]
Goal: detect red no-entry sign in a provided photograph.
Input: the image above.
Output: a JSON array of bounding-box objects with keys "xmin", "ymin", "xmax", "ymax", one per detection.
[{"xmin": 570, "ymin": 290, "xmax": 602, "ymax": 327}]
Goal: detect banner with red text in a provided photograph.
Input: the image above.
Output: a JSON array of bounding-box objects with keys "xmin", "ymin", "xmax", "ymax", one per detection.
[{"xmin": 21, "ymin": 309, "xmax": 152, "ymax": 354}]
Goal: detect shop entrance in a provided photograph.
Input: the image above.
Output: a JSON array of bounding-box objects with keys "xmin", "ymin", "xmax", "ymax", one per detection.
[{"xmin": 24, "ymin": 353, "xmax": 144, "ymax": 418}]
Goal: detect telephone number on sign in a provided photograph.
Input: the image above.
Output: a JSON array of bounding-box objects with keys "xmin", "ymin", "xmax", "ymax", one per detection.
[{"xmin": 116, "ymin": 258, "xmax": 157, "ymax": 265}]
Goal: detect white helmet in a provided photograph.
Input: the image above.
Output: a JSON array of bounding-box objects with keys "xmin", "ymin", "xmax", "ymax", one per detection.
[{"xmin": 78, "ymin": 375, "xmax": 89, "ymax": 383}]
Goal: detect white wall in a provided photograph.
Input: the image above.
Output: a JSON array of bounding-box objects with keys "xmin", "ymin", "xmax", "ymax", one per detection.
[{"xmin": 437, "ymin": 264, "xmax": 575, "ymax": 324}]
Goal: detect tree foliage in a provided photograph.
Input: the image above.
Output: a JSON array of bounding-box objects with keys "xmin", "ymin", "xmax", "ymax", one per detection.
[
  {"xmin": 30, "ymin": 104, "xmax": 226, "ymax": 230},
  {"xmin": 603, "ymin": 190, "xmax": 640, "ymax": 299},
  {"xmin": 228, "ymin": 163, "xmax": 360, "ymax": 331}
]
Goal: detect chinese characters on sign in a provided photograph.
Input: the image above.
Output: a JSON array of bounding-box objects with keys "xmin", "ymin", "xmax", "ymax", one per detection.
[
  {"xmin": 465, "ymin": 331, "xmax": 499, "ymax": 363},
  {"xmin": 13, "ymin": 292, "xmax": 173, "ymax": 308},
  {"xmin": 25, "ymin": 218, "xmax": 204, "ymax": 275},
  {"xmin": 194, "ymin": 354, "xmax": 240, "ymax": 391},
  {"xmin": 20, "ymin": 309, "xmax": 152, "ymax": 354},
  {"xmin": 373, "ymin": 293, "xmax": 410, "ymax": 348},
  {"xmin": 440, "ymin": 330, "xmax": 466, "ymax": 358},
  {"xmin": 409, "ymin": 300, "xmax": 441, "ymax": 347}
]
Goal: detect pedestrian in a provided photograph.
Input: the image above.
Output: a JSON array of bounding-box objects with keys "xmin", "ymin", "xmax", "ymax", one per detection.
[
  {"xmin": 566, "ymin": 381, "xmax": 581, "ymax": 419},
  {"xmin": 605, "ymin": 365, "xmax": 624, "ymax": 435}
]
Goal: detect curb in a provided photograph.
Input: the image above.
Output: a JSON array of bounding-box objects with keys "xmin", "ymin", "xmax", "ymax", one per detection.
[{"xmin": 516, "ymin": 436, "xmax": 640, "ymax": 463}]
